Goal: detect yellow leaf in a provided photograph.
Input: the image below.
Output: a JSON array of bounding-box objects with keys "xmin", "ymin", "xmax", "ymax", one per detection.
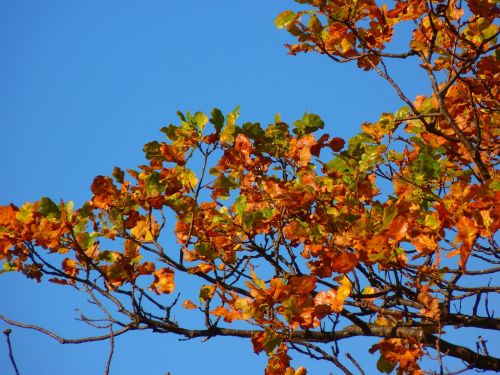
[{"xmin": 131, "ymin": 217, "xmax": 159, "ymax": 242}]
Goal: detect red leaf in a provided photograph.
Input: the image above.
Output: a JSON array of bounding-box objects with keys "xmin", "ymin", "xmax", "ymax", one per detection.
[{"xmin": 328, "ymin": 137, "xmax": 345, "ymax": 152}]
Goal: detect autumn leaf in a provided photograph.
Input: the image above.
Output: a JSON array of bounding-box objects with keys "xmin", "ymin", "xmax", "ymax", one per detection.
[
  {"xmin": 182, "ymin": 299, "xmax": 198, "ymax": 310},
  {"xmin": 124, "ymin": 239, "xmax": 139, "ymax": 259},
  {"xmin": 2, "ymin": 1, "xmax": 499, "ymax": 372},
  {"xmin": 136, "ymin": 261, "xmax": 155, "ymax": 275},
  {"xmin": 235, "ymin": 133, "xmax": 253, "ymax": 165},
  {"xmin": 150, "ymin": 268, "xmax": 175, "ymax": 294},
  {"xmin": 455, "ymin": 216, "xmax": 478, "ymax": 246},
  {"xmin": 328, "ymin": 137, "xmax": 345, "ymax": 152},
  {"xmin": 417, "ymin": 286, "xmax": 441, "ymax": 320},
  {"xmin": 62, "ymin": 258, "xmax": 78, "ymax": 279},
  {"xmin": 275, "ymin": 10, "xmax": 295, "ymax": 29},
  {"xmin": 370, "ymin": 338, "xmax": 423, "ymax": 374},
  {"xmin": 160, "ymin": 142, "xmax": 186, "ymax": 166},
  {"xmin": 199, "ymin": 285, "xmax": 216, "ymax": 302},
  {"xmin": 210, "ymin": 306, "xmax": 243, "ymax": 323},
  {"xmin": 90, "ymin": 176, "xmax": 119, "ymax": 209},
  {"xmin": 0, "ymin": 204, "xmax": 18, "ymax": 227},
  {"xmin": 131, "ymin": 217, "xmax": 159, "ymax": 242},
  {"xmin": 314, "ymin": 289, "xmax": 343, "ymax": 314},
  {"xmin": 331, "ymin": 252, "xmax": 358, "ymax": 273},
  {"xmin": 388, "ymin": 215, "xmax": 408, "ymax": 242}
]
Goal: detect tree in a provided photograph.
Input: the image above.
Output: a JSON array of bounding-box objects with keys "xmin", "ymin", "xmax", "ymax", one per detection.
[{"xmin": 0, "ymin": 0, "xmax": 498, "ymax": 374}]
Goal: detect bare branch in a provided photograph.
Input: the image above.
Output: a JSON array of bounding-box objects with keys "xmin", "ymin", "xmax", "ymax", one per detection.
[{"xmin": 3, "ymin": 329, "xmax": 20, "ymax": 375}]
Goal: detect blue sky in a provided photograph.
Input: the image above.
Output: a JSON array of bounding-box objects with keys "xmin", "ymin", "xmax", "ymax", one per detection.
[{"xmin": 0, "ymin": 1, "xmax": 440, "ymax": 374}]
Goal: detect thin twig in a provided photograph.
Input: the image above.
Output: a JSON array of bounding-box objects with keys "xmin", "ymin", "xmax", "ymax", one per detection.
[
  {"xmin": 3, "ymin": 329, "xmax": 20, "ymax": 375},
  {"xmin": 346, "ymin": 352, "xmax": 364, "ymax": 375},
  {"xmin": 103, "ymin": 325, "xmax": 114, "ymax": 375},
  {"xmin": 0, "ymin": 314, "xmax": 131, "ymax": 344}
]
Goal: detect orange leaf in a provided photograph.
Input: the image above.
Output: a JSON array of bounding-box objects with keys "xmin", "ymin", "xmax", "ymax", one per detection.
[
  {"xmin": 314, "ymin": 289, "xmax": 343, "ymax": 313},
  {"xmin": 235, "ymin": 133, "xmax": 253, "ymax": 164},
  {"xmin": 331, "ymin": 252, "xmax": 358, "ymax": 273},
  {"xmin": 210, "ymin": 306, "xmax": 242, "ymax": 323},
  {"xmin": 90, "ymin": 176, "xmax": 119, "ymax": 209},
  {"xmin": 388, "ymin": 215, "xmax": 408, "ymax": 242},
  {"xmin": 0, "ymin": 204, "xmax": 18, "ymax": 227},
  {"xmin": 62, "ymin": 258, "xmax": 78, "ymax": 278},
  {"xmin": 136, "ymin": 261, "xmax": 155, "ymax": 275},
  {"xmin": 455, "ymin": 216, "xmax": 478, "ymax": 246},
  {"xmin": 251, "ymin": 330, "xmax": 266, "ymax": 354},
  {"xmin": 160, "ymin": 143, "xmax": 186, "ymax": 166},
  {"xmin": 174, "ymin": 221, "xmax": 190, "ymax": 244},
  {"xmin": 150, "ymin": 268, "xmax": 175, "ymax": 294},
  {"xmin": 182, "ymin": 299, "xmax": 198, "ymax": 310}
]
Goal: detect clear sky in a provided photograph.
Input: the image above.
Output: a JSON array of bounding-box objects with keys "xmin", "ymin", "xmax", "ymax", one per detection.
[{"xmin": 0, "ymin": 1, "xmax": 437, "ymax": 374}]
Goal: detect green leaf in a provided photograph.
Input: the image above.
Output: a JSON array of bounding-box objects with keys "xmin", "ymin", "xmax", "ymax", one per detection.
[
  {"xmin": 420, "ymin": 97, "xmax": 436, "ymax": 114},
  {"xmin": 77, "ymin": 232, "xmax": 96, "ymax": 249},
  {"xmin": 160, "ymin": 124, "xmax": 179, "ymax": 141},
  {"xmin": 176, "ymin": 111, "xmax": 186, "ymax": 122},
  {"xmin": 210, "ymin": 108, "xmax": 225, "ymax": 132},
  {"xmin": 112, "ymin": 167, "xmax": 125, "ymax": 184},
  {"xmin": 145, "ymin": 171, "xmax": 164, "ymax": 195},
  {"xmin": 266, "ymin": 121, "xmax": 289, "ymax": 140},
  {"xmin": 262, "ymin": 206, "xmax": 275, "ymax": 220},
  {"xmin": 275, "ymin": 10, "xmax": 295, "ymax": 29},
  {"xmin": 424, "ymin": 214, "xmax": 440, "ymax": 230},
  {"xmin": 241, "ymin": 122, "xmax": 265, "ymax": 140},
  {"xmin": 489, "ymin": 179, "xmax": 500, "ymax": 192},
  {"xmin": 308, "ymin": 15, "xmax": 322, "ymax": 34},
  {"xmin": 293, "ymin": 113, "xmax": 324, "ymax": 136},
  {"xmin": 176, "ymin": 167, "xmax": 198, "ymax": 190},
  {"xmin": 214, "ymin": 174, "xmax": 236, "ymax": 198},
  {"xmin": 194, "ymin": 112, "xmax": 208, "ymax": 130},
  {"xmin": 478, "ymin": 18, "xmax": 498, "ymax": 39},
  {"xmin": 359, "ymin": 145, "xmax": 382, "ymax": 171},
  {"xmin": 220, "ymin": 106, "xmax": 240, "ymax": 144},
  {"xmin": 347, "ymin": 132, "xmax": 374, "ymax": 159},
  {"xmin": 377, "ymin": 355, "xmax": 396, "ymax": 373},
  {"xmin": 394, "ymin": 106, "xmax": 410, "ymax": 121},
  {"xmin": 234, "ymin": 195, "xmax": 247, "ymax": 217},
  {"xmin": 382, "ymin": 205, "xmax": 398, "ymax": 230},
  {"xmin": 227, "ymin": 106, "xmax": 240, "ymax": 124},
  {"xmin": 263, "ymin": 329, "xmax": 281, "ymax": 355},
  {"xmin": 40, "ymin": 197, "xmax": 60, "ymax": 219},
  {"xmin": 16, "ymin": 202, "xmax": 33, "ymax": 223},
  {"xmin": 250, "ymin": 268, "xmax": 267, "ymax": 290},
  {"xmin": 143, "ymin": 141, "xmax": 163, "ymax": 160},
  {"xmin": 98, "ymin": 251, "xmax": 121, "ymax": 263},
  {"xmin": 325, "ymin": 157, "xmax": 350, "ymax": 172},
  {"xmin": 195, "ymin": 242, "xmax": 215, "ymax": 260},
  {"xmin": 199, "ymin": 285, "xmax": 215, "ymax": 302},
  {"xmin": 413, "ymin": 151, "xmax": 441, "ymax": 181},
  {"xmin": 2, "ymin": 261, "xmax": 17, "ymax": 273}
]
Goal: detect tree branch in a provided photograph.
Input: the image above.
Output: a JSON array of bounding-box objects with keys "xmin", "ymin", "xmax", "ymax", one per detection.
[{"xmin": 3, "ymin": 329, "xmax": 20, "ymax": 375}]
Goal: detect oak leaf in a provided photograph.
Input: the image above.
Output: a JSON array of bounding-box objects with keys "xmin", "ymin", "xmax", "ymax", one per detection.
[{"xmin": 150, "ymin": 268, "xmax": 175, "ymax": 294}]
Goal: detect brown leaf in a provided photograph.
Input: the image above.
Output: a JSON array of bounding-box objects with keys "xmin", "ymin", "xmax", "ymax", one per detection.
[{"xmin": 328, "ymin": 137, "xmax": 345, "ymax": 152}]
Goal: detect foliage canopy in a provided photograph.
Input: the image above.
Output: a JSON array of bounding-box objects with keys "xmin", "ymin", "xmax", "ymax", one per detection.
[{"xmin": 1, "ymin": 0, "xmax": 499, "ymax": 374}]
